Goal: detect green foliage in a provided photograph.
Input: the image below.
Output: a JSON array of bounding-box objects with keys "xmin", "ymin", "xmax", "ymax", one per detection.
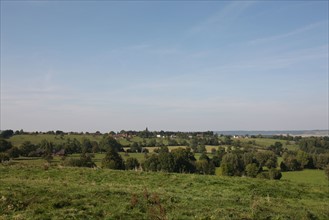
[
  {"xmin": 171, "ymin": 148, "xmax": 196, "ymax": 173},
  {"xmin": 158, "ymin": 152, "xmax": 175, "ymax": 172},
  {"xmin": 143, "ymin": 154, "xmax": 161, "ymax": 172},
  {"xmin": 64, "ymin": 153, "xmax": 96, "ymax": 168},
  {"xmin": 0, "ymin": 130, "xmax": 14, "ymax": 139},
  {"xmin": 0, "ymin": 139, "xmax": 13, "ymax": 152},
  {"xmin": 296, "ymin": 150, "xmax": 310, "ymax": 169},
  {"xmin": 6, "ymin": 147, "xmax": 20, "ymax": 158},
  {"xmin": 101, "ymin": 148, "xmax": 125, "ymax": 170},
  {"xmin": 245, "ymin": 163, "xmax": 259, "ymax": 178},
  {"xmin": 20, "ymin": 141, "xmax": 37, "ymax": 157},
  {"xmin": 313, "ymin": 153, "xmax": 329, "ymax": 169},
  {"xmin": 81, "ymin": 138, "xmax": 93, "ymax": 153},
  {"xmin": 268, "ymin": 169, "xmax": 282, "ymax": 180},
  {"xmin": 324, "ymin": 165, "xmax": 329, "ymax": 181},
  {"xmin": 299, "ymin": 137, "xmax": 329, "ymax": 153},
  {"xmin": 267, "ymin": 141, "xmax": 283, "ymax": 156},
  {"xmin": 195, "ymin": 159, "xmax": 215, "ymax": 175},
  {"xmin": 255, "ymin": 151, "xmax": 277, "ymax": 169},
  {"xmin": 221, "ymin": 153, "xmax": 242, "ymax": 176},
  {"xmin": 100, "ymin": 136, "xmax": 123, "ymax": 152},
  {"xmin": 125, "ymin": 157, "xmax": 140, "ymax": 170}
]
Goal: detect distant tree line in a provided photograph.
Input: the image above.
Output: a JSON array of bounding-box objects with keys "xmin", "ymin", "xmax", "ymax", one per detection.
[{"xmin": 1, "ymin": 129, "xmax": 329, "ymax": 180}]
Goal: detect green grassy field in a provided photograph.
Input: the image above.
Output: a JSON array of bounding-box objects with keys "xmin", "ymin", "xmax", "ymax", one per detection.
[
  {"xmin": 282, "ymin": 169, "xmax": 328, "ymax": 186},
  {"xmin": 8, "ymin": 134, "xmax": 103, "ymax": 147},
  {"xmin": 1, "ymin": 163, "xmax": 328, "ymax": 220}
]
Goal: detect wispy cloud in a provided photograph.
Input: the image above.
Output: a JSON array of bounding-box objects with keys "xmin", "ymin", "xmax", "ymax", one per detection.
[
  {"xmin": 248, "ymin": 20, "xmax": 328, "ymax": 45},
  {"xmin": 201, "ymin": 44, "xmax": 328, "ymax": 74},
  {"xmin": 188, "ymin": 1, "xmax": 255, "ymax": 35}
]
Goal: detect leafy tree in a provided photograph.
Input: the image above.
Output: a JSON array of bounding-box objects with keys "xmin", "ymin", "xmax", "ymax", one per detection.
[
  {"xmin": 130, "ymin": 142, "xmax": 142, "ymax": 153},
  {"xmin": 223, "ymin": 136, "xmax": 233, "ymax": 145},
  {"xmin": 171, "ymin": 148, "xmax": 196, "ymax": 173},
  {"xmin": 63, "ymin": 138, "xmax": 81, "ymax": 154},
  {"xmin": 81, "ymin": 138, "xmax": 93, "ymax": 153},
  {"xmin": 245, "ymin": 163, "xmax": 259, "ymax": 178},
  {"xmin": 91, "ymin": 141, "xmax": 100, "ymax": 153},
  {"xmin": 199, "ymin": 153, "xmax": 210, "ymax": 162},
  {"xmin": 143, "ymin": 154, "xmax": 160, "ymax": 172},
  {"xmin": 147, "ymin": 139, "xmax": 157, "ymax": 147},
  {"xmin": 20, "ymin": 141, "xmax": 37, "ymax": 156},
  {"xmin": 100, "ymin": 136, "xmax": 123, "ymax": 152},
  {"xmin": 255, "ymin": 151, "xmax": 277, "ymax": 169},
  {"xmin": 221, "ymin": 153, "xmax": 242, "ymax": 176},
  {"xmin": 126, "ymin": 157, "xmax": 140, "ymax": 170},
  {"xmin": 221, "ymin": 163, "xmax": 235, "ymax": 176},
  {"xmin": 197, "ymin": 144, "xmax": 206, "ymax": 154},
  {"xmin": 242, "ymin": 153, "xmax": 255, "ymax": 168},
  {"xmin": 296, "ymin": 150, "xmax": 309, "ymax": 169},
  {"xmin": 196, "ymin": 160, "xmax": 215, "ymax": 175},
  {"xmin": 55, "ymin": 130, "xmax": 64, "ymax": 135},
  {"xmin": 313, "ymin": 153, "xmax": 329, "ymax": 169},
  {"xmin": 268, "ymin": 142, "xmax": 283, "ymax": 156},
  {"xmin": 101, "ymin": 148, "xmax": 125, "ymax": 170},
  {"xmin": 189, "ymin": 138, "xmax": 198, "ymax": 152},
  {"xmin": 280, "ymin": 156, "xmax": 301, "ymax": 171},
  {"xmin": 7, "ymin": 147, "xmax": 20, "ymax": 158},
  {"xmin": 196, "ymin": 157, "xmax": 215, "ymax": 175},
  {"xmin": 168, "ymin": 138, "xmax": 178, "ymax": 146},
  {"xmin": 0, "ymin": 130, "xmax": 14, "ymax": 139},
  {"xmin": 212, "ymin": 155, "xmax": 221, "ymax": 167},
  {"xmin": 0, "ymin": 139, "xmax": 12, "ymax": 152},
  {"xmin": 158, "ymin": 151, "xmax": 176, "ymax": 172},
  {"xmin": 39, "ymin": 140, "xmax": 54, "ymax": 162}
]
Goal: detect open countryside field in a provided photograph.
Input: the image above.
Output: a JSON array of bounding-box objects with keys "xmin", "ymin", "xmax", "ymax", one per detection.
[
  {"xmin": 282, "ymin": 169, "xmax": 328, "ymax": 186},
  {"xmin": 2, "ymin": 133, "xmax": 329, "ymax": 219},
  {"xmin": 1, "ymin": 163, "xmax": 328, "ymax": 220},
  {"xmin": 8, "ymin": 134, "xmax": 297, "ymax": 151}
]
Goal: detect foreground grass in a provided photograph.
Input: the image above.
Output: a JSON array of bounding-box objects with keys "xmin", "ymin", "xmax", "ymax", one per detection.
[{"xmin": 1, "ymin": 164, "xmax": 328, "ymax": 220}]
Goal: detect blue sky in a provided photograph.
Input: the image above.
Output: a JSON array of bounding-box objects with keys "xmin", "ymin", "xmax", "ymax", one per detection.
[{"xmin": 1, "ymin": 1, "xmax": 328, "ymax": 132}]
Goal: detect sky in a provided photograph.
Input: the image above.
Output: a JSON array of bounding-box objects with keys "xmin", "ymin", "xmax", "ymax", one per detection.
[{"xmin": 1, "ymin": 1, "xmax": 328, "ymax": 132}]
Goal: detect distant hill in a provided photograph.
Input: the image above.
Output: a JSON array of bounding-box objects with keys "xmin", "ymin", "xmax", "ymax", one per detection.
[{"xmin": 215, "ymin": 130, "xmax": 329, "ymax": 136}]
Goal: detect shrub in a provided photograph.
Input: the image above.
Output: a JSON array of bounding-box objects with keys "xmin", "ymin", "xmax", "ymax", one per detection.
[
  {"xmin": 65, "ymin": 154, "xmax": 96, "ymax": 168},
  {"xmin": 269, "ymin": 168, "xmax": 282, "ymax": 180},
  {"xmin": 126, "ymin": 157, "xmax": 140, "ymax": 170},
  {"xmin": 0, "ymin": 153, "xmax": 10, "ymax": 162}
]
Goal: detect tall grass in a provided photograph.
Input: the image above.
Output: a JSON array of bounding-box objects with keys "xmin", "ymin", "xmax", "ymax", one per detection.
[{"xmin": 1, "ymin": 163, "xmax": 328, "ymax": 219}]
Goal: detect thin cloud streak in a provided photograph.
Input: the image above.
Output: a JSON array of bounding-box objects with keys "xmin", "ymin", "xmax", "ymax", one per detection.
[
  {"xmin": 188, "ymin": 1, "xmax": 255, "ymax": 34},
  {"xmin": 248, "ymin": 20, "xmax": 328, "ymax": 45}
]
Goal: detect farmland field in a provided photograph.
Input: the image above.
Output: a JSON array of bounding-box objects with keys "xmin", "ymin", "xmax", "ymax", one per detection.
[
  {"xmin": 1, "ymin": 163, "xmax": 328, "ymax": 220},
  {"xmin": 2, "ymin": 133, "xmax": 328, "ymax": 219}
]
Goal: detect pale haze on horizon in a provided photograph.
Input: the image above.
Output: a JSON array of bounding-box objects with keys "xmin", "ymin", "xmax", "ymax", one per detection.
[{"xmin": 1, "ymin": 1, "xmax": 328, "ymax": 132}]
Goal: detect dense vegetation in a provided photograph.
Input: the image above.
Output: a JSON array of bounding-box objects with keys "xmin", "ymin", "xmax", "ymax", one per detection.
[
  {"xmin": 1, "ymin": 129, "xmax": 329, "ymax": 179},
  {"xmin": 1, "ymin": 129, "xmax": 329, "ymax": 219}
]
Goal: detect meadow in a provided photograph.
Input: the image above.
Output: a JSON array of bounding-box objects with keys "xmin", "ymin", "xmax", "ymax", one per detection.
[
  {"xmin": 1, "ymin": 162, "xmax": 328, "ymax": 220},
  {"xmin": 2, "ymin": 133, "xmax": 328, "ymax": 219}
]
